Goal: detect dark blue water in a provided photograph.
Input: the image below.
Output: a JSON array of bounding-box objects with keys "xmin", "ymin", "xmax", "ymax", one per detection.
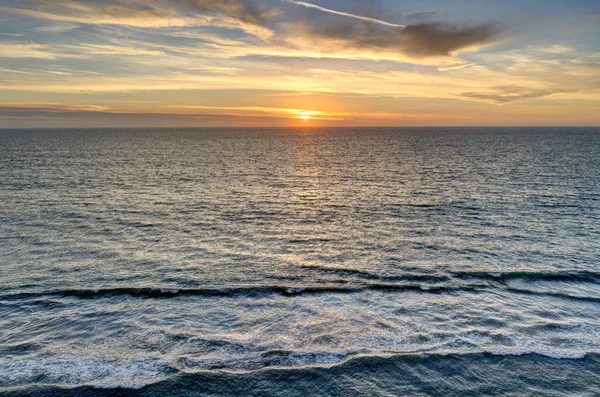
[{"xmin": 1, "ymin": 127, "xmax": 599, "ymax": 396}]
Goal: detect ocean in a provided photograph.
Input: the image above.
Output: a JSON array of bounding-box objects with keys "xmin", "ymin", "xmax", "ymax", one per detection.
[{"xmin": 0, "ymin": 127, "xmax": 599, "ymax": 396}]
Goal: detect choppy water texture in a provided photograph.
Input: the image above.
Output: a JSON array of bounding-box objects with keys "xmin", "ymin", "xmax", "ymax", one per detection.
[{"xmin": 1, "ymin": 127, "xmax": 600, "ymax": 396}]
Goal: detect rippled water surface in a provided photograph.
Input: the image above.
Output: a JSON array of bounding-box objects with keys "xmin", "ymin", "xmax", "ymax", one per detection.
[{"xmin": 1, "ymin": 127, "xmax": 599, "ymax": 396}]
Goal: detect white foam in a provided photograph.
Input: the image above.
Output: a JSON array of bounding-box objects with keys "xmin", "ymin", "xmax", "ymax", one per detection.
[
  {"xmin": 270, "ymin": 351, "xmax": 350, "ymax": 367},
  {"xmin": 178, "ymin": 349, "xmax": 353, "ymax": 372},
  {"xmin": 486, "ymin": 348, "xmax": 587, "ymax": 360},
  {"xmin": 0, "ymin": 356, "xmax": 174, "ymax": 389}
]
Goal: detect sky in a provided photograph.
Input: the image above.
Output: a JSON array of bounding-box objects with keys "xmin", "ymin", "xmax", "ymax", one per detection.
[{"xmin": 0, "ymin": 0, "xmax": 599, "ymax": 128}]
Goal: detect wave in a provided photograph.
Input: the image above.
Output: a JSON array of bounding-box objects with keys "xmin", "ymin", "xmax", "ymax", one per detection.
[
  {"xmin": 299, "ymin": 265, "xmax": 451, "ymax": 283},
  {"xmin": 2, "ymin": 268, "xmax": 598, "ymax": 304},
  {"xmin": 298, "ymin": 265, "xmax": 600, "ymax": 287},
  {"xmin": 451, "ymin": 270, "xmax": 600, "ymax": 284},
  {"xmin": 0, "ymin": 283, "xmax": 486, "ymax": 301},
  {"xmin": 1, "ymin": 350, "xmax": 597, "ymax": 391},
  {"xmin": 177, "ymin": 348, "xmax": 596, "ymax": 374},
  {"xmin": 0, "ymin": 356, "xmax": 177, "ymax": 390},
  {"xmin": 2, "ymin": 277, "xmax": 598, "ymax": 303},
  {"xmin": 505, "ymin": 287, "xmax": 600, "ymax": 303},
  {"xmin": 332, "ymin": 350, "xmax": 599, "ymax": 367}
]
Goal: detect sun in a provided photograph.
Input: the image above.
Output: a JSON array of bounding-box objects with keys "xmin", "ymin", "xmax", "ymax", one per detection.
[{"xmin": 295, "ymin": 111, "xmax": 317, "ymax": 122}]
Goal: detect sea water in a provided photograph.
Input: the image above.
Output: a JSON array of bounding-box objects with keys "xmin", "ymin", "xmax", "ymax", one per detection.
[{"xmin": 0, "ymin": 127, "xmax": 599, "ymax": 396}]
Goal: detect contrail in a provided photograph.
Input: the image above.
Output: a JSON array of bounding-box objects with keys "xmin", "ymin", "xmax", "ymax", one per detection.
[{"xmin": 285, "ymin": 0, "xmax": 405, "ymax": 28}]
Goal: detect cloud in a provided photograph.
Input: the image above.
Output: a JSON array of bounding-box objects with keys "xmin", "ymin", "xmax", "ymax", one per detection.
[
  {"xmin": 0, "ymin": 102, "xmax": 110, "ymax": 112},
  {"xmin": 535, "ymin": 44, "xmax": 575, "ymax": 54},
  {"xmin": 0, "ymin": 0, "xmax": 277, "ymax": 37},
  {"xmin": 0, "ymin": 101, "xmax": 322, "ymax": 127},
  {"xmin": 169, "ymin": 104, "xmax": 330, "ymax": 119},
  {"xmin": 0, "ymin": 67, "xmax": 34, "ymax": 75},
  {"xmin": 287, "ymin": 19, "xmax": 501, "ymax": 60},
  {"xmin": 460, "ymin": 86, "xmax": 574, "ymax": 104},
  {"xmin": 1, "ymin": 0, "xmax": 502, "ymax": 64},
  {"xmin": 0, "ymin": 100, "xmax": 472, "ymax": 128},
  {"xmin": 278, "ymin": 1, "xmax": 500, "ymax": 61},
  {"xmin": 438, "ymin": 62, "xmax": 476, "ymax": 71},
  {"xmin": 33, "ymin": 23, "xmax": 80, "ymax": 33},
  {"xmin": 71, "ymin": 44, "xmax": 166, "ymax": 56},
  {"xmin": 404, "ymin": 12, "xmax": 436, "ymax": 23},
  {"xmin": 0, "ymin": 42, "xmax": 78, "ymax": 59},
  {"xmin": 173, "ymin": 0, "xmax": 275, "ymax": 26}
]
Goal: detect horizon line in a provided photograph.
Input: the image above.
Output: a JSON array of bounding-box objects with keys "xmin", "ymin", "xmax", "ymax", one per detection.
[{"xmin": 1, "ymin": 125, "xmax": 599, "ymax": 130}]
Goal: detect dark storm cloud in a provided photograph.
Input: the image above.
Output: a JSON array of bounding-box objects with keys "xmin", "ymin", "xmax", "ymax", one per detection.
[{"xmin": 292, "ymin": 19, "xmax": 501, "ymax": 58}]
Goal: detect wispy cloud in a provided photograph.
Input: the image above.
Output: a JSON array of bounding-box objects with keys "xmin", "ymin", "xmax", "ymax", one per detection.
[
  {"xmin": 7, "ymin": 0, "xmax": 276, "ymax": 26},
  {"xmin": 170, "ymin": 104, "xmax": 328, "ymax": 119},
  {"xmin": 0, "ymin": 100, "xmax": 471, "ymax": 127},
  {"xmin": 459, "ymin": 86, "xmax": 574, "ymax": 104},
  {"xmin": 438, "ymin": 62, "xmax": 476, "ymax": 71},
  {"xmin": 0, "ymin": 42, "xmax": 79, "ymax": 59},
  {"xmin": 0, "ymin": 0, "xmax": 277, "ymax": 38},
  {"xmin": 72, "ymin": 44, "xmax": 165, "ymax": 56},
  {"xmin": 0, "ymin": 102, "xmax": 110, "ymax": 112}
]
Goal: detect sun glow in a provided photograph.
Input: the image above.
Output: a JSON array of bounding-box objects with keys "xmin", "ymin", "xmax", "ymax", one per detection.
[{"xmin": 297, "ymin": 111, "xmax": 314, "ymax": 121}]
